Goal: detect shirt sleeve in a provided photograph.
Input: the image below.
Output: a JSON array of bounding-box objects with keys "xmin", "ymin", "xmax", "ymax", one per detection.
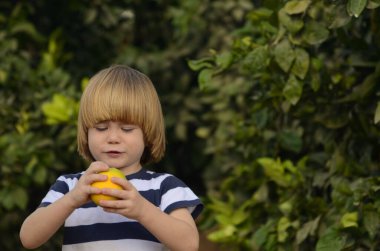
[
  {"xmin": 159, "ymin": 175, "xmax": 203, "ymax": 219},
  {"xmin": 39, "ymin": 173, "xmax": 81, "ymax": 207}
]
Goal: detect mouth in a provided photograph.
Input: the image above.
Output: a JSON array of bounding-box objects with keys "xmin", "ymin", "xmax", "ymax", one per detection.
[
  {"xmin": 105, "ymin": 151, "xmax": 123, "ymax": 157},
  {"xmin": 106, "ymin": 151, "xmax": 122, "ymax": 154}
]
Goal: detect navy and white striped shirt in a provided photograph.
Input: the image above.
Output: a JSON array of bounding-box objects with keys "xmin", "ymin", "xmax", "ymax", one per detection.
[{"xmin": 39, "ymin": 168, "xmax": 203, "ymax": 251}]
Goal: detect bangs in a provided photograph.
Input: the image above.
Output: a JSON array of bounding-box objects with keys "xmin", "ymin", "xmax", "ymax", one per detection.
[
  {"xmin": 80, "ymin": 69, "xmax": 149, "ymax": 129},
  {"xmin": 80, "ymin": 81, "xmax": 144, "ymax": 128}
]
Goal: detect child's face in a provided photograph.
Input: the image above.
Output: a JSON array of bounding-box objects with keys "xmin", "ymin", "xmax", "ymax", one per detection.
[{"xmin": 87, "ymin": 120, "xmax": 145, "ymax": 174}]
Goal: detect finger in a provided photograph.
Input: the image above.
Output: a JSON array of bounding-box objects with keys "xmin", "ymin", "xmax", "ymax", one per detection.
[
  {"xmin": 87, "ymin": 161, "xmax": 109, "ymax": 174},
  {"xmin": 99, "ymin": 198, "xmax": 129, "ymax": 211},
  {"xmin": 88, "ymin": 173, "xmax": 108, "ymax": 184},
  {"xmin": 100, "ymin": 187, "xmax": 126, "ymax": 199},
  {"xmin": 102, "ymin": 207, "xmax": 120, "ymax": 214},
  {"xmin": 88, "ymin": 185, "xmax": 102, "ymax": 195},
  {"xmin": 111, "ymin": 177, "xmax": 134, "ymax": 190},
  {"xmin": 80, "ymin": 172, "xmax": 107, "ymax": 187},
  {"xmin": 98, "ymin": 199, "xmax": 122, "ymax": 209}
]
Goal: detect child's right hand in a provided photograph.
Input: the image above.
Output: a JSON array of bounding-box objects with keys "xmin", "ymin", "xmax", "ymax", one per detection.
[{"xmin": 66, "ymin": 161, "xmax": 109, "ymax": 208}]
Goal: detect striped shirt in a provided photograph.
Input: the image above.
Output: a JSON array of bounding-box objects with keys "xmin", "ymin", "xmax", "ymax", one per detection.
[{"xmin": 39, "ymin": 168, "xmax": 203, "ymax": 251}]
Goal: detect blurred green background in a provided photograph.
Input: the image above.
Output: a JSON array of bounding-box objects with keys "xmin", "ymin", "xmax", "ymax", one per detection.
[{"xmin": 1, "ymin": 0, "xmax": 380, "ymax": 250}]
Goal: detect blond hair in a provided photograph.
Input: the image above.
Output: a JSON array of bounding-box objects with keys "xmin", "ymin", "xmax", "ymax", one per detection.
[{"xmin": 77, "ymin": 65, "xmax": 165, "ymax": 164}]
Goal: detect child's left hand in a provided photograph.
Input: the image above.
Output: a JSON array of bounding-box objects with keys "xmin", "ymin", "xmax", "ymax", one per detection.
[{"xmin": 97, "ymin": 177, "xmax": 148, "ymax": 220}]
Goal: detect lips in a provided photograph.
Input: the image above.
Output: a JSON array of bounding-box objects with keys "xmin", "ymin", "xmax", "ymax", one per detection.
[
  {"xmin": 107, "ymin": 151, "xmax": 121, "ymax": 154},
  {"xmin": 105, "ymin": 151, "xmax": 123, "ymax": 157}
]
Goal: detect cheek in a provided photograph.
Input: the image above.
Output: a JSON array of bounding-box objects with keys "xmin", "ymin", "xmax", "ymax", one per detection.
[
  {"xmin": 87, "ymin": 130, "xmax": 99, "ymax": 153},
  {"xmin": 131, "ymin": 136, "xmax": 145, "ymax": 153},
  {"xmin": 134, "ymin": 132, "xmax": 146, "ymax": 155},
  {"xmin": 87, "ymin": 130, "xmax": 94, "ymax": 145},
  {"xmin": 138, "ymin": 141, "xmax": 146, "ymax": 155}
]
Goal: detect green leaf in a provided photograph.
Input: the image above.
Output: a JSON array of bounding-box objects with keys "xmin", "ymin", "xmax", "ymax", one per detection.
[
  {"xmin": 34, "ymin": 166, "xmax": 48, "ymax": 185},
  {"xmin": 328, "ymin": 5, "xmax": 352, "ymax": 29},
  {"xmin": 296, "ymin": 216, "xmax": 321, "ymax": 244},
  {"xmin": 347, "ymin": 0, "xmax": 368, "ymax": 18},
  {"xmin": 232, "ymin": 209, "xmax": 249, "ymax": 225},
  {"xmin": 303, "ymin": 22, "xmax": 329, "ymax": 45},
  {"xmin": 0, "ymin": 69, "xmax": 8, "ymax": 83},
  {"xmin": 208, "ymin": 225, "xmax": 236, "ymax": 242},
  {"xmin": 215, "ymin": 52, "xmax": 233, "ymax": 71},
  {"xmin": 258, "ymin": 158, "xmax": 289, "ymax": 187},
  {"xmin": 252, "ymin": 221, "xmax": 274, "ymax": 248},
  {"xmin": 208, "ymin": 195, "xmax": 233, "ymax": 214},
  {"xmin": 283, "ymin": 75, "xmax": 303, "ymax": 105},
  {"xmin": 341, "ymin": 212, "xmax": 358, "ymax": 228},
  {"xmin": 175, "ymin": 123, "xmax": 187, "ymax": 141},
  {"xmin": 252, "ymin": 184, "xmax": 268, "ymax": 202},
  {"xmin": 10, "ymin": 21, "xmax": 44, "ymax": 41},
  {"xmin": 314, "ymin": 111, "xmax": 349, "ymax": 129},
  {"xmin": 198, "ymin": 68, "xmax": 213, "ymax": 91},
  {"xmin": 247, "ymin": 8, "xmax": 274, "ymax": 22},
  {"xmin": 331, "ymin": 73, "xmax": 342, "ymax": 84},
  {"xmin": 12, "ymin": 187, "xmax": 28, "ymax": 210},
  {"xmin": 243, "ymin": 46, "xmax": 269, "ymax": 72},
  {"xmin": 1, "ymin": 189, "xmax": 14, "ymax": 210},
  {"xmin": 215, "ymin": 214, "xmax": 233, "ymax": 225},
  {"xmin": 277, "ymin": 217, "xmax": 291, "ymax": 243},
  {"xmin": 84, "ymin": 8, "xmax": 97, "ymax": 24},
  {"xmin": 42, "ymin": 94, "xmax": 78, "ymax": 125},
  {"xmin": 279, "ymin": 200, "xmax": 293, "ymax": 215},
  {"xmin": 195, "ymin": 127, "xmax": 210, "ymax": 138},
  {"xmin": 367, "ymin": 0, "xmax": 380, "ymax": 9},
  {"xmin": 278, "ymin": 130, "xmax": 302, "ymax": 152},
  {"xmin": 0, "ymin": 187, "xmax": 28, "ymax": 210},
  {"xmin": 310, "ymin": 72, "xmax": 321, "ymax": 91},
  {"xmin": 188, "ymin": 58, "xmax": 213, "ymax": 71},
  {"xmin": 274, "ymin": 39, "xmax": 295, "ymax": 72},
  {"xmin": 81, "ymin": 77, "xmax": 89, "ymax": 91},
  {"xmin": 278, "ymin": 9, "xmax": 304, "ymax": 34},
  {"xmin": 284, "ymin": 0, "xmax": 312, "ymax": 15},
  {"xmin": 337, "ymin": 73, "xmax": 377, "ymax": 103},
  {"xmin": 316, "ymin": 228, "xmax": 345, "ymax": 251},
  {"xmin": 375, "ymin": 102, "xmax": 380, "ymax": 124},
  {"xmin": 363, "ymin": 210, "xmax": 380, "ymax": 239},
  {"xmin": 291, "ymin": 48, "xmax": 310, "ymax": 79},
  {"xmin": 25, "ymin": 155, "xmax": 38, "ymax": 175}
]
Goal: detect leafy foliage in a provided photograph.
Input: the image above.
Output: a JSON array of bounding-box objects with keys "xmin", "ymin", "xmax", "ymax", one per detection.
[
  {"xmin": 2, "ymin": 0, "xmax": 380, "ymax": 250},
  {"xmin": 190, "ymin": 0, "xmax": 380, "ymax": 250},
  {"xmin": 0, "ymin": 2, "xmax": 85, "ymax": 249}
]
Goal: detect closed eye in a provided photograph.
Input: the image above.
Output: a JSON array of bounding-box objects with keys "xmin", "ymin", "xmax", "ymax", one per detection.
[
  {"xmin": 94, "ymin": 126, "xmax": 108, "ymax": 131},
  {"xmin": 121, "ymin": 127, "xmax": 134, "ymax": 132}
]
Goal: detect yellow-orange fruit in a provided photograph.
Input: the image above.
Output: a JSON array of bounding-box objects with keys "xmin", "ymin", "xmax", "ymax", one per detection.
[{"xmin": 90, "ymin": 167, "xmax": 126, "ymax": 205}]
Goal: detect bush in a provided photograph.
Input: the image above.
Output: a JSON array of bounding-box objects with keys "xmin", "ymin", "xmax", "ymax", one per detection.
[{"xmin": 190, "ymin": 1, "xmax": 380, "ymax": 250}]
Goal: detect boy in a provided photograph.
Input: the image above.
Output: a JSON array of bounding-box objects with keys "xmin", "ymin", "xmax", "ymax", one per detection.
[{"xmin": 20, "ymin": 65, "xmax": 203, "ymax": 251}]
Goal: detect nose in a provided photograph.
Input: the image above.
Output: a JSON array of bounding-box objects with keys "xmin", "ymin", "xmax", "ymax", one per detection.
[{"xmin": 106, "ymin": 128, "xmax": 120, "ymax": 143}]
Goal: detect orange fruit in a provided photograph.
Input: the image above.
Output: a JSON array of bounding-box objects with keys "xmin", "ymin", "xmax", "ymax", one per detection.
[{"xmin": 90, "ymin": 167, "xmax": 126, "ymax": 205}]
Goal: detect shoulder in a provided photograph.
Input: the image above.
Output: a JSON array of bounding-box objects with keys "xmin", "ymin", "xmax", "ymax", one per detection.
[
  {"xmin": 134, "ymin": 169, "xmax": 203, "ymax": 218},
  {"xmin": 57, "ymin": 172, "xmax": 83, "ymax": 182},
  {"xmin": 128, "ymin": 169, "xmax": 185, "ymax": 191},
  {"xmin": 57, "ymin": 172, "xmax": 83, "ymax": 184},
  {"xmin": 50, "ymin": 172, "xmax": 84, "ymax": 192}
]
